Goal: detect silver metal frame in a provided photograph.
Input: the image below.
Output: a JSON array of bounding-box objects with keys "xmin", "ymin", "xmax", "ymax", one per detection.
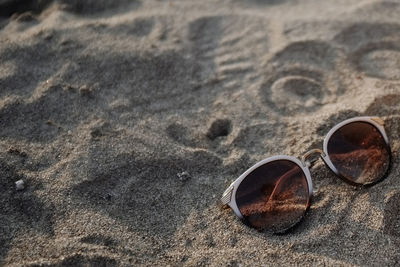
[{"xmin": 221, "ymin": 116, "xmax": 390, "ymax": 225}]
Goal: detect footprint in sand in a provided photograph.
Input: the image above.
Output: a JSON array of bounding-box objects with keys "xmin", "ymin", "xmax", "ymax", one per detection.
[
  {"xmin": 334, "ymin": 22, "xmax": 400, "ymax": 81},
  {"xmin": 188, "ymin": 16, "xmax": 222, "ymax": 81},
  {"xmin": 188, "ymin": 15, "xmax": 269, "ymax": 88},
  {"xmin": 259, "ymin": 40, "xmax": 343, "ymax": 114}
]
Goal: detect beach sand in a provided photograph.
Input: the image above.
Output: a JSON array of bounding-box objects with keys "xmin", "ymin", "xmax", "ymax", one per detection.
[{"xmin": 1, "ymin": 0, "xmax": 400, "ymax": 265}]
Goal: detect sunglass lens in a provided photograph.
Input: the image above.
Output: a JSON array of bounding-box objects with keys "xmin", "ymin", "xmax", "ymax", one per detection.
[
  {"xmin": 235, "ymin": 160, "xmax": 309, "ymax": 233},
  {"xmin": 327, "ymin": 121, "xmax": 390, "ymax": 185}
]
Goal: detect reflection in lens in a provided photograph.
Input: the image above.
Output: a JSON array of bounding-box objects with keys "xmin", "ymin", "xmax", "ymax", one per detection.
[
  {"xmin": 235, "ymin": 160, "xmax": 309, "ymax": 233},
  {"xmin": 327, "ymin": 122, "xmax": 390, "ymax": 185}
]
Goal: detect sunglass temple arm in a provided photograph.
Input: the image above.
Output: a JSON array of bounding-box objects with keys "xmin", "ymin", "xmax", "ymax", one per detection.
[{"xmin": 221, "ymin": 184, "xmax": 234, "ymax": 206}]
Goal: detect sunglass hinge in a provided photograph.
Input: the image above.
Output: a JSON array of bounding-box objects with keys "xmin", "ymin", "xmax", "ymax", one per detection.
[{"xmin": 371, "ymin": 117, "xmax": 385, "ymax": 126}]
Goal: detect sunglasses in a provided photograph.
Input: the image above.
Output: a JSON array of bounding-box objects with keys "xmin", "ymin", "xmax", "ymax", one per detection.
[{"xmin": 221, "ymin": 116, "xmax": 392, "ymax": 233}]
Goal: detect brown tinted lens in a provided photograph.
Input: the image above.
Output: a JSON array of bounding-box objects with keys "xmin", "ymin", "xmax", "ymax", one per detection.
[
  {"xmin": 327, "ymin": 121, "xmax": 390, "ymax": 185},
  {"xmin": 235, "ymin": 160, "xmax": 309, "ymax": 233}
]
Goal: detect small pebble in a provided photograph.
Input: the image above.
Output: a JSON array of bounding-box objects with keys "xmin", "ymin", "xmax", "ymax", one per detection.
[
  {"xmin": 15, "ymin": 180, "xmax": 25, "ymax": 191},
  {"xmin": 177, "ymin": 171, "xmax": 191, "ymax": 182}
]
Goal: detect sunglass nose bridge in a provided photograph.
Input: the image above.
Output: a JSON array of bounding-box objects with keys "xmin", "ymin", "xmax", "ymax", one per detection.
[{"xmin": 301, "ymin": 149, "xmax": 326, "ymax": 168}]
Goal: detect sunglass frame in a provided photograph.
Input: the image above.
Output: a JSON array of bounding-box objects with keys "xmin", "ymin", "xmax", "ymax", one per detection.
[
  {"xmin": 221, "ymin": 116, "xmax": 390, "ymax": 225},
  {"xmin": 321, "ymin": 116, "xmax": 390, "ymax": 186}
]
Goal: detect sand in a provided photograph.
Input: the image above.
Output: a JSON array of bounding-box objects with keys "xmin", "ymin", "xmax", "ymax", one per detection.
[{"xmin": 0, "ymin": 0, "xmax": 400, "ymax": 266}]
